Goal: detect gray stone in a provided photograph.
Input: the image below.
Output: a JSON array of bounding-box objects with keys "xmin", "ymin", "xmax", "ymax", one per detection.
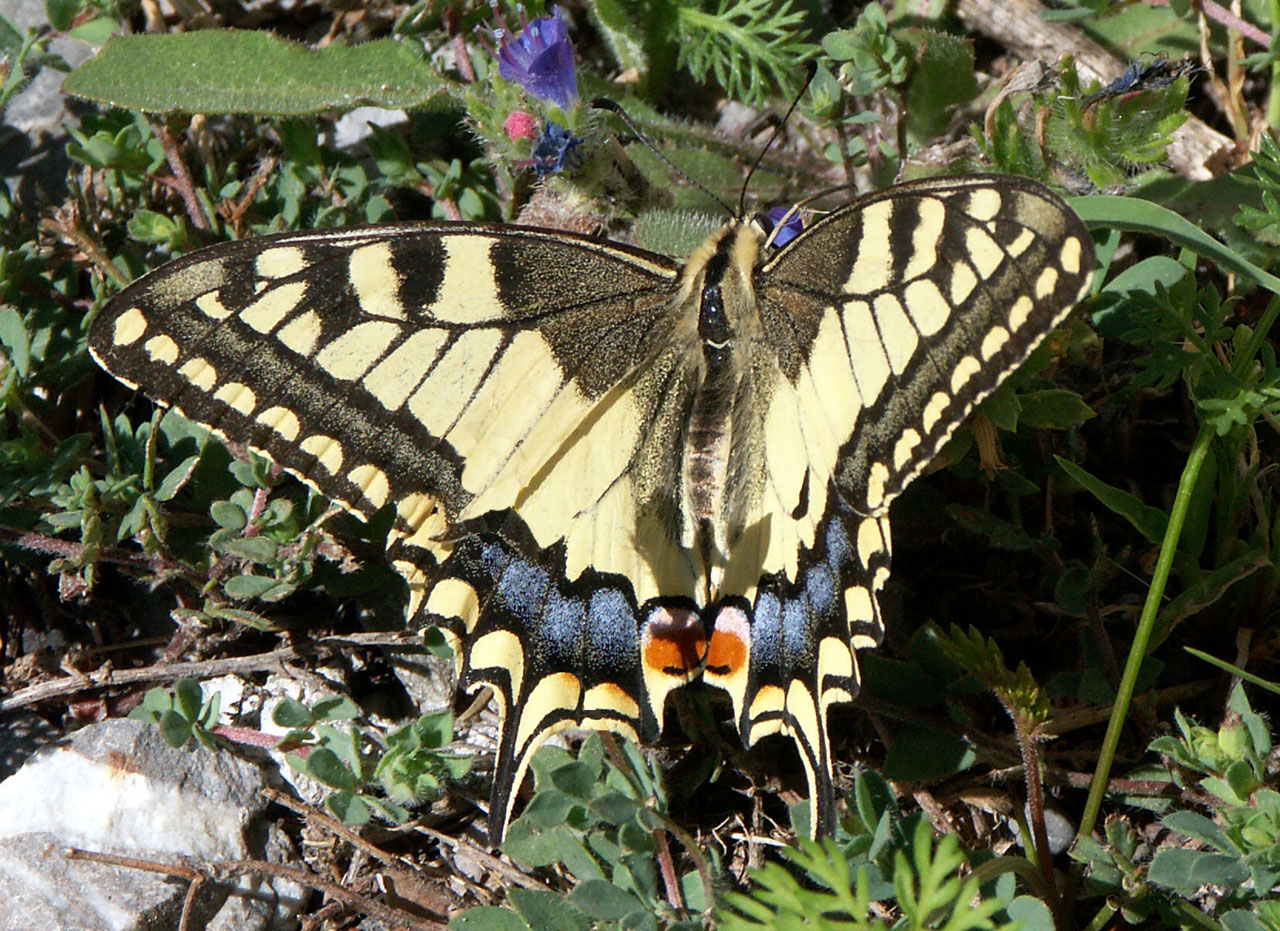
[
  {"xmin": 0, "ymin": 0, "xmax": 97, "ymax": 204},
  {"xmin": 0, "ymin": 718, "xmax": 308, "ymax": 930}
]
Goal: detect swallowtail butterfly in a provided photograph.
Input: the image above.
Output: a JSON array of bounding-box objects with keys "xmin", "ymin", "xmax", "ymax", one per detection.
[{"xmin": 89, "ymin": 172, "xmax": 1093, "ymax": 841}]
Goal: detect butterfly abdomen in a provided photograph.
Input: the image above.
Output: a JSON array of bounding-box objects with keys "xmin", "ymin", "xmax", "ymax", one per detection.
[{"xmin": 682, "ymin": 225, "xmax": 765, "ymax": 585}]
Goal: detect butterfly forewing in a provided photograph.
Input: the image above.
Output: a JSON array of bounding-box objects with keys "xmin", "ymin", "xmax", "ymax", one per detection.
[
  {"xmin": 89, "ymin": 221, "xmax": 688, "ymax": 551},
  {"xmin": 759, "ymin": 174, "xmax": 1094, "ymax": 516}
]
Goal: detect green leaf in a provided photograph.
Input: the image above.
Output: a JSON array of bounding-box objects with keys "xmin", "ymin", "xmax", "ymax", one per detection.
[
  {"xmin": 517, "ymin": 788, "xmax": 580, "ymax": 829},
  {"xmin": 589, "ymin": 0, "xmax": 648, "ymax": 79},
  {"xmin": 1055, "ymin": 456, "xmax": 1169, "ymax": 544},
  {"xmin": 902, "ymin": 30, "xmax": 977, "ymax": 145},
  {"xmin": 306, "ymin": 747, "xmax": 357, "ymax": 791},
  {"xmin": 1072, "ymin": 195, "xmax": 1280, "ymax": 297},
  {"xmin": 312, "ymin": 696, "xmax": 361, "ymax": 721},
  {"xmin": 326, "ymin": 790, "xmax": 370, "ymax": 825},
  {"xmin": 62, "ymin": 31, "xmax": 452, "ymax": 116},
  {"xmin": 550, "ymin": 761, "xmax": 600, "ymax": 800},
  {"xmin": 881, "ymin": 724, "xmax": 976, "ymax": 781},
  {"xmin": 1017, "ymin": 389, "xmax": 1095, "ymax": 429},
  {"xmin": 449, "ymin": 907, "xmax": 531, "ymax": 931},
  {"xmin": 272, "ymin": 699, "xmax": 314, "ymax": 729},
  {"xmin": 127, "ymin": 208, "xmax": 185, "ymax": 247},
  {"xmin": 502, "ymin": 820, "xmax": 567, "ymax": 869},
  {"xmin": 1006, "ymin": 895, "xmax": 1055, "ymax": 931},
  {"xmin": 174, "ymin": 678, "xmax": 203, "ymax": 721},
  {"xmin": 67, "ymin": 17, "xmax": 117, "ymax": 45},
  {"xmin": 407, "ymin": 709, "xmax": 453, "ymax": 746},
  {"xmin": 45, "ymin": 0, "xmax": 78, "ymax": 32},
  {"xmin": 223, "ymin": 573, "xmax": 281, "ymax": 600},
  {"xmin": 1102, "ymin": 256, "xmax": 1189, "ymax": 296},
  {"xmin": 947, "ymin": 505, "xmax": 1036, "ymax": 552},
  {"xmin": 508, "ymin": 888, "xmax": 592, "ymax": 931},
  {"xmin": 1221, "ymin": 912, "xmax": 1268, "ymax": 931},
  {"xmin": 157, "ymin": 709, "xmax": 192, "ymax": 747},
  {"xmin": 210, "ymin": 500, "xmax": 247, "ymax": 531},
  {"xmin": 979, "ymin": 383, "xmax": 1021, "ymax": 432},
  {"xmin": 139, "ymin": 686, "xmax": 173, "ymax": 717},
  {"xmin": 153, "ymin": 455, "xmax": 199, "ymax": 502},
  {"xmin": 589, "ymin": 791, "xmax": 642, "ymax": 826},
  {"xmin": 220, "ymin": 536, "xmax": 280, "ymax": 564},
  {"xmin": 1148, "ymin": 848, "xmax": 1249, "ymax": 892},
  {"xmin": 568, "ymin": 879, "xmax": 642, "ymax": 920},
  {"xmin": 0, "ymin": 307, "xmax": 31, "ymax": 380},
  {"xmin": 1155, "ymin": 553, "xmax": 1269, "ymax": 645},
  {"xmin": 0, "ymin": 12, "xmax": 23, "ymax": 51}
]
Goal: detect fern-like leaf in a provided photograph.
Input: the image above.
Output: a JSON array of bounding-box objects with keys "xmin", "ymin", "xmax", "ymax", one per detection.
[{"xmin": 674, "ymin": 0, "xmax": 813, "ymax": 105}]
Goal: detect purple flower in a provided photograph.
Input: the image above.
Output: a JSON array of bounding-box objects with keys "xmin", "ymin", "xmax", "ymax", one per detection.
[
  {"xmin": 482, "ymin": 6, "xmax": 578, "ymax": 110},
  {"xmin": 766, "ymin": 207, "xmax": 805, "ymax": 248}
]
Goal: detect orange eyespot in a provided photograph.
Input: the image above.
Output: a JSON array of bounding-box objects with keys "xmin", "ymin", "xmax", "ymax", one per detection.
[
  {"xmin": 704, "ymin": 627, "xmax": 748, "ymax": 676},
  {"xmin": 641, "ymin": 607, "xmax": 707, "ymax": 678}
]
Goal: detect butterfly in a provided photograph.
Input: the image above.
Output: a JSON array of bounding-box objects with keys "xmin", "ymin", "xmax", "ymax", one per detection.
[{"xmin": 89, "ymin": 172, "xmax": 1093, "ymax": 842}]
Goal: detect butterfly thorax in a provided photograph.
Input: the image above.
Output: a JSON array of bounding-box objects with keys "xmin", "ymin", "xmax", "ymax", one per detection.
[{"xmin": 678, "ymin": 222, "xmax": 762, "ymax": 597}]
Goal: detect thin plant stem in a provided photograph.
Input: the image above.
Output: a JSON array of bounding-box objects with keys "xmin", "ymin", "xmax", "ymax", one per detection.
[
  {"xmin": 1076, "ymin": 425, "xmax": 1214, "ymax": 842},
  {"xmin": 1271, "ymin": 0, "xmax": 1280, "ymax": 128}
]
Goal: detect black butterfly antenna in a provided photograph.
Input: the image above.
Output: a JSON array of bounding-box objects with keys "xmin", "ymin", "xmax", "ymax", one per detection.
[
  {"xmin": 590, "ymin": 98, "xmax": 735, "ymax": 216},
  {"xmin": 593, "ymin": 61, "xmax": 817, "ymax": 220},
  {"xmin": 738, "ymin": 61, "xmax": 818, "ymax": 219}
]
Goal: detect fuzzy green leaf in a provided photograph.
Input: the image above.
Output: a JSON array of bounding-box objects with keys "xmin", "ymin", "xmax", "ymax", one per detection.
[
  {"xmin": 0, "ymin": 308, "xmax": 30, "ymax": 380},
  {"xmin": 1148, "ymin": 848, "xmax": 1249, "ymax": 892},
  {"xmin": 1221, "ymin": 912, "xmax": 1268, "ymax": 931},
  {"xmin": 1162, "ymin": 811, "xmax": 1237, "ymax": 853},
  {"xmin": 271, "ymin": 699, "xmax": 314, "ymax": 729},
  {"xmin": 174, "ymin": 678, "xmax": 203, "ymax": 721},
  {"xmin": 449, "ymin": 908, "xmax": 531, "ymax": 931},
  {"xmin": 325, "ymin": 790, "xmax": 370, "ymax": 825},
  {"xmin": 568, "ymin": 879, "xmax": 642, "ymax": 920},
  {"xmin": 589, "ymin": 0, "xmax": 648, "ymax": 78},
  {"xmin": 223, "ymin": 573, "xmax": 280, "ymax": 600},
  {"xmin": 1006, "ymin": 896, "xmax": 1055, "ymax": 931},
  {"xmin": 508, "ymin": 888, "xmax": 592, "ymax": 931},
  {"xmin": 902, "ymin": 30, "xmax": 978, "ymax": 144},
  {"xmin": 209, "ymin": 500, "xmax": 247, "ymax": 531},
  {"xmin": 1017, "ymin": 389, "xmax": 1095, "ymax": 429},
  {"xmin": 154, "ymin": 455, "xmax": 199, "ymax": 502},
  {"xmin": 63, "ymin": 31, "xmax": 452, "ymax": 115},
  {"xmin": 157, "ymin": 709, "xmax": 193, "ymax": 747},
  {"xmin": 305, "ymin": 747, "xmax": 357, "ymax": 791},
  {"xmin": 220, "ymin": 536, "xmax": 280, "ymax": 564}
]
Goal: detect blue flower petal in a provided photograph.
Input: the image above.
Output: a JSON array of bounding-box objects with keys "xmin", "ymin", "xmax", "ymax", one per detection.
[
  {"xmin": 766, "ymin": 207, "xmax": 805, "ymax": 248},
  {"xmin": 493, "ymin": 7, "xmax": 578, "ymax": 110}
]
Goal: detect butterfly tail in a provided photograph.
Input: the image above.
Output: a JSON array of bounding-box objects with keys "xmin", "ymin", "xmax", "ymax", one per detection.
[
  {"xmin": 421, "ymin": 534, "xmax": 708, "ymax": 845},
  {"xmin": 707, "ymin": 502, "xmax": 890, "ymax": 837}
]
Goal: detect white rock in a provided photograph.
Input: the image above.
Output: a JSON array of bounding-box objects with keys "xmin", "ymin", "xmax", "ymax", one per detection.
[{"xmin": 0, "ymin": 718, "xmax": 307, "ymax": 930}]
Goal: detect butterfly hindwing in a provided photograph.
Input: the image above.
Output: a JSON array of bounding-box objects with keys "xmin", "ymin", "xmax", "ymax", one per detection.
[{"xmin": 89, "ymin": 175, "xmax": 1094, "ymax": 843}]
